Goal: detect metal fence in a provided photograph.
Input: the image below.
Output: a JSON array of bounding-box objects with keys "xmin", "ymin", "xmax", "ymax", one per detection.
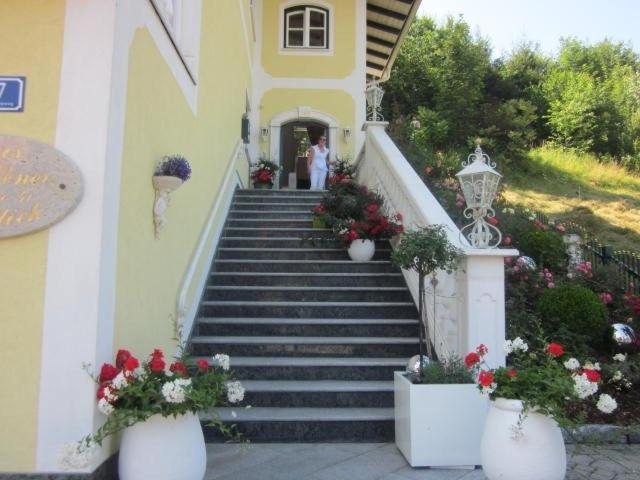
[{"xmin": 564, "ymin": 221, "xmax": 640, "ymax": 295}]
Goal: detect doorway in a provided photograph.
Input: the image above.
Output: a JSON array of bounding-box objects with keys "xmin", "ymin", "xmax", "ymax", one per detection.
[{"xmin": 279, "ymin": 121, "xmax": 327, "ymax": 189}]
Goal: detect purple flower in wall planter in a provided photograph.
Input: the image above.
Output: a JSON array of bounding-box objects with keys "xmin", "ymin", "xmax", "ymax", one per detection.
[{"xmin": 155, "ymin": 155, "xmax": 192, "ymax": 181}]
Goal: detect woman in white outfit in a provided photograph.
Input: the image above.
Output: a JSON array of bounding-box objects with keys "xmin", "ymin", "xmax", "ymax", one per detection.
[{"xmin": 307, "ymin": 136, "xmax": 332, "ymax": 190}]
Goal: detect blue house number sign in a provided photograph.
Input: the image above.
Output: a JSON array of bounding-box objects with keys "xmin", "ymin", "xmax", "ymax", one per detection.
[{"xmin": 0, "ymin": 77, "xmax": 26, "ymax": 112}]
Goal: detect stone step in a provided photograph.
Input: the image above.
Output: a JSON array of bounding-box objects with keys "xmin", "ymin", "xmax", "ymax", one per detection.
[
  {"xmin": 231, "ymin": 202, "xmax": 321, "ymax": 211},
  {"xmin": 208, "ymin": 272, "xmax": 406, "ymax": 288},
  {"xmin": 222, "ymin": 227, "xmax": 333, "ymax": 238},
  {"xmin": 196, "ymin": 317, "xmax": 419, "ymax": 337},
  {"xmin": 190, "ymin": 335, "xmax": 419, "ymax": 357},
  {"xmin": 239, "ymin": 380, "xmax": 394, "ymax": 408},
  {"xmin": 232, "ymin": 196, "xmax": 321, "ymax": 205},
  {"xmin": 236, "ymin": 189, "xmax": 326, "ymax": 196},
  {"xmin": 212, "ymin": 259, "xmax": 398, "ymax": 274},
  {"xmin": 216, "ymin": 248, "xmax": 391, "ymax": 261},
  {"xmin": 203, "ymin": 286, "xmax": 412, "ymax": 303},
  {"xmin": 228, "ymin": 210, "xmax": 313, "ymax": 220},
  {"xmin": 202, "ymin": 407, "xmax": 394, "ymax": 442},
  {"xmin": 198, "ymin": 356, "xmax": 407, "ymax": 380},
  {"xmin": 219, "ymin": 237, "xmax": 389, "ymax": 250},
  {"xmin": 226, "ymin": 219, "xmax": 315, "ymax": 229},
  {"xmin": 198, "ymin": 300, "xmax": 418, "ymax": 319}
]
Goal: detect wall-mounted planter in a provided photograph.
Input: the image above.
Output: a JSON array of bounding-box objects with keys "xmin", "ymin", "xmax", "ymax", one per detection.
[
  {"xmin": 394, "ymin": 372, "xmax": 488, "ymax": 468},
  {"xmin": 153, "ymin": 175, "xmax": 184, "ymax": 238}
]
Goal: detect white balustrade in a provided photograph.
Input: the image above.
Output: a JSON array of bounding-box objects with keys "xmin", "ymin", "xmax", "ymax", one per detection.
[{"xmin": 358, "ymin": 122, "xmax": 518, "ymax": 366}]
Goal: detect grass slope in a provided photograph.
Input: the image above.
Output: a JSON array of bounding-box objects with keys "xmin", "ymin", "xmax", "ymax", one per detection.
[{"xmin": 504, "ymin": 147, "xmax": 640, "ymax": 251}]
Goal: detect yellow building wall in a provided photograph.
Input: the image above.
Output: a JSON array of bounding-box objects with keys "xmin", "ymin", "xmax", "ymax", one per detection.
[
  {"xmin": 261, "ymin": 0, "xmax": 356, "ymax": 78},
  {"xmin": 260, "ymin": 88, "xmax": 355, "ymax": 159},
  {"xmin": 0, "ymin": 0, "xmax": 66, "ymax": 472},
  {"xmin": 114, "ymin": 2, "xmax": 252, "ymax": 356}
]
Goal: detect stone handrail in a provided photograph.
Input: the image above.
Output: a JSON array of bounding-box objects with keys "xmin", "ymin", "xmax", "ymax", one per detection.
[
  {"xmin": 357, "ymin": 122, "xmax": 517, "ymax": 366},
  {"xmin": 176, "ymin": 140, "xmax": 247, "ymax": 348}
]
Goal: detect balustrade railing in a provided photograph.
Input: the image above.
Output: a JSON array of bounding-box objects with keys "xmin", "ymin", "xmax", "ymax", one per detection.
[{"xmin": 357, "ymin": 122, "xmax": 517, "ymax": 366}]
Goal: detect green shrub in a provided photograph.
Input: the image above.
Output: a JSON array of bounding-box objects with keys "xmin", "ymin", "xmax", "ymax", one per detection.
[
  {"xmin": 416, "ymin": 357, "xmax": 473, "ymax": 384},
  {"xmin": 517, "ymin": 230, "xmax": 567, "ymax": 272},
  {"xmin": 536, "ymin": 283, "xmax": 609, "ymax": 351}
]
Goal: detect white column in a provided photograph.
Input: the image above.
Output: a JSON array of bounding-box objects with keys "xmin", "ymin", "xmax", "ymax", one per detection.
[
  {"xmin": 457, "ymin": 251, "xmax": 517, "ymax": 367},
  {"xmin": 37, "ymin": 0, "xmax": 118, "ymax": 472}
]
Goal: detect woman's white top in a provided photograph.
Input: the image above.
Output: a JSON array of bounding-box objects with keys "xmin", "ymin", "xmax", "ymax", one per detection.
[{"xmin": 311, "ymin": 144, "xmax": 330, "ymax": 171}]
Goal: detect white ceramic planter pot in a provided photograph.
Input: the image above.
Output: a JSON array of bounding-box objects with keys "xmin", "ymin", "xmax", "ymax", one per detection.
[
  {"xmin": 347, "ymin": 239, "xmax": 375, "ymax": 261},
  {"xmin": 152, "ymin": 175, "xmax": 184, "ymax": 193},
  {"xmin": 394, "ymin": 372, "xmax": 489, "ymax": 467},
  {"xmin": 119, "ymin": 412, "xmax": 206, "ymax": 480},
  {"xmin": 481, "ymin": 398, "xmax": 566, "ymax": 480}
]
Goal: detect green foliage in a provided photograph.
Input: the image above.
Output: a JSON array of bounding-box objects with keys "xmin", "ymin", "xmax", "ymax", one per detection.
[
  {"xmin": 537, "ymin": 283, "xmax": 609, "ymax": 351},
  {"xmin": 517, "ymin": 230, "xmax": 568, "ymax": 272},
  {"xmin": 391, "ymin": 225, "xmax": 463, "ymax": 276},
  {"xmin": 416, "ymin": 357, "xmax": 473, "ymax": 384}
]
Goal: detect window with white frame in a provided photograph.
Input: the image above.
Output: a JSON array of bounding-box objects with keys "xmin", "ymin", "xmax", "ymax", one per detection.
[
  {"xmin": 151, "ymin": 0, "xmax": 202, "ymax": 82},
  {"xmin": 284, "ymin": 5, "xmax": 329, "ymax": 49}
]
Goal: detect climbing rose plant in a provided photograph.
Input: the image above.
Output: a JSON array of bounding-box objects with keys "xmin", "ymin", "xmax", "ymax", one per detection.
[
  {"xmin": 60, "ymin": 349, "xmax": 243, "ymax": 470},
  {"xmin": 464, "ymin": 339, "xmax": 619, "ymax": 432}
]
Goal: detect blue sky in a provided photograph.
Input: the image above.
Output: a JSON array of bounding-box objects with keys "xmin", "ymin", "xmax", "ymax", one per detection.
[{"xmin": 417, "ymin": 0, "xmax": 640, "ymax": 58}]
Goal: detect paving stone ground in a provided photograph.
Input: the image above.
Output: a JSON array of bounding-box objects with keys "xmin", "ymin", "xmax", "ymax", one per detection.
[{"xmin": 204, "ymin": 443, "xmax": 640, "ymax": 480}]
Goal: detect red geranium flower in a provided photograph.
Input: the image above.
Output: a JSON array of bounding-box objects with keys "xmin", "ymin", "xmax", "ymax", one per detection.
[
  {"xmin": 123, "ymin": 356, "xmax": 140, "ymax": 371},
  {"xmin": 546, "ymin": 343, "xmax": 564, "ymax": 358},
  {"xmin": 151, "ymin": 348, "xmax": 164, "ymax": 359},
  {"xmin": 149, "ymin": 357, "xmax": 165, "ymax": 373},
  {"xmin": 99, "ymin": 363, "xmax": 118, "ymax": 383},
  {"xmin": 170, "ymin": 361, "xmax": 188, "ymax": 376},
  {"xmin": 478, "ymin": 370, "xmax": 494, "ymax": 387},
  {"xmin": 464, "ymin": 352, "xmax": 481, "ymax": 368},
  {"xmin": 487, "ymin": 216, "xmax": 499, "ymax": 226},
  {"xmin": 96, "ymin": 386, "xmax": 106, "ymax": 400},
  {"xmin": 115, "ymin": 349, "xmax": 131, "ymax": 369},
  {"xmin": 366, "ymin": 204, "xmax": 379, "ymax": 214},
  {"xmin": 507, "ymin": 369, "xmax": 517, "ymax": 378},
  {"xmin": 313, "ymin": 204, "xmax": 325, "ymax": 214},
  {"xmin": 584, "ymin": 369, "xmax": 601, "ymax": 383},
  {"xmin": 476, "ymin": 344, "xmax": 488, "ymax": 356},
  {"xmin": 197, "ymin": 359, "xmax": 209, "ymax": 370}
]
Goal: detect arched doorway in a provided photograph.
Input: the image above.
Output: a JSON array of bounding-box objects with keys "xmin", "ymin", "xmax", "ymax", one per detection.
[
  {"xmin": 279, "ymin": 120, "xmax": 327, "ymax": 189},
  {"xmin": 269, "ymin": 107, "xmax": 339, "ymax": 189}
]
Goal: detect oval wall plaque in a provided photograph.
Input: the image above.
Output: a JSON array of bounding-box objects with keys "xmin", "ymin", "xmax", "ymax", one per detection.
[{"xmin": 0, "ymin": 134, "xmax": 83, "ymax": 239}]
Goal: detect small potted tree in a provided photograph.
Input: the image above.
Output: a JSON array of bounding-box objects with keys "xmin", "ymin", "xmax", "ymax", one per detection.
[
  {"xmin": 251, "ymin": 159, "xmax": 280, "ymax": 189},
  {"xmin": 392, "ymin": 226, "xmax": 488, "ymax": 467}
]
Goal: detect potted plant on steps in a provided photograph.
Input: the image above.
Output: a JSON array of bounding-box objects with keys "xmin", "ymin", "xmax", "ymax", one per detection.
[
  {"xmin": 465, "ymin": 339, "xmax": 619, "ymax": 480},
  {"xmin": 392, "ymin": 225, "xmax": 486, "ymax": 468},
  {"xmin": 251, "ymin": 158, "xmax": 280, "ymax": 189},
  {"xmin": 60, "ymin": 349, "xmax": 244, "ymax": 480}
]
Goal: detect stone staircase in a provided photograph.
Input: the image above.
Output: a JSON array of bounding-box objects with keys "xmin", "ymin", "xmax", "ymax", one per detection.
[{"xmin": 189, "ymin": 188, "xmax": 420, "ymax": 442}]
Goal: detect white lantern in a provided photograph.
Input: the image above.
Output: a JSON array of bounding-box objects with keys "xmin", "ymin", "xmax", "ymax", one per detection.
[
  {"xmin": 456, "ymin": 141, "xmax": 502, "ymax": 248},
  {"xmin": 365, "ymin": 83, "xmax": 385, "ymax": 122}
]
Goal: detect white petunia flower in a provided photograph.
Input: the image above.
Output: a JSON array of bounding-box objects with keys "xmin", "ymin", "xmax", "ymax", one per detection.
[
  {"xmin": 102, "ymin": 386, "xmax": 118, "ymax": 403},
  {"xmin": 213, "ymin": 353, "xmax": 230, "ymax": 371},
  {"xmin": 613, "ymin": 353, "xmax": 627, "ymax": 362},
  {"xmin": 480, "ymin": 383, "xmax": 497, "ymax": 396},
  {"xmin": 512, "ymin": 337, "xmax": 529, "ymax": 352},
  {"xmin": 111, "ymin": 372, "xmax": 128, "ymax": 390},
  {"xmin": 58, "ymin": 441, "xmax": 99, "ymax": 471},
  {"xmin": 563, "ymin": 358, "xmax": 581, "ymax": 371},
  {"xmin": 226, "ymin": 381, "xmax": 245, "ymax": 404},
  {"xmin": 584, "ymin": 361, "xmax": 601, "ymax": 371},
  {"xmin": 161, "ymin": 378, "xmax": 192, "ymax": 404},
  {"xmin": 596, "ymin": 394, "xmax": 618, "ymax": 414},
  {"xmin": 97, "ymin": 398, "xmax": 114, "ymax": 416},
  {"xmin": 133, "ymin": 366, "xmax": 146, "ymax": 379},
  {"xmin": 573, "ymin": 373, "xmax": 598, "ymax": 399},
  {"xmin": 503, "ymin": 340, "xmax": 514, "ymax": 355}
]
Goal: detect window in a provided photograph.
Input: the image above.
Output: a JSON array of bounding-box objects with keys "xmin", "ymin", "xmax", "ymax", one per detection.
[{"xmin": 284, "ymin": 6, "xmax": 329, "ymax": 49}]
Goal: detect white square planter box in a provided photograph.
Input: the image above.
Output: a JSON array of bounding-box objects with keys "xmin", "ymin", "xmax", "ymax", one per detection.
[{"xmin": 394, "ymin": 371, "xmax": 489, "ymax": 468}]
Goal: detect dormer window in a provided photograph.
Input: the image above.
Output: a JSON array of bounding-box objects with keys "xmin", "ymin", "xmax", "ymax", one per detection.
[{"xmin": 284, "ymin": 6, "xmax": 329, "ymax": 49}]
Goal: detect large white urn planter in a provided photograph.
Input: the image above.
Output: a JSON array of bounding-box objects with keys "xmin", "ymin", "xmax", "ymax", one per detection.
[
  {"xmin": 119, "ymin": 412, "xmax": 206, "ymax": 480},
  {"xmin": 347, "ymin": 239, "xmax": 375, "ymax": 261},
  {"xmin": 394, "ymin": 372, "xmax": 489, "ymax": 467},
  {"xmin": 481, "ymin": 398, "xmax": 566, "ymax": 480}
]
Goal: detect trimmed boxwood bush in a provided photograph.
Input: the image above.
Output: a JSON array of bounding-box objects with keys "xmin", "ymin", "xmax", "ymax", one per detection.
[{"xmin": 536, "ymin": 283, "xmax": 609, "ymax": 351}]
